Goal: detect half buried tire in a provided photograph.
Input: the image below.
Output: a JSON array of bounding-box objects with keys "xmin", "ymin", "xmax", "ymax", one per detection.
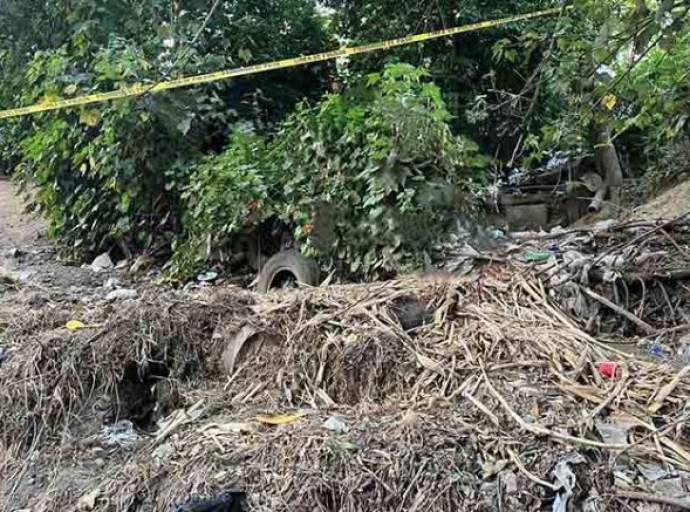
[{"xmin": 257, "ymin": 250, "xmax": 320, "ymax": 293}]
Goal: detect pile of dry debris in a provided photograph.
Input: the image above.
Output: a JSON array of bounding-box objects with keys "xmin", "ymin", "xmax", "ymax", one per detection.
[
  {"xmin": 450, "ymin": 215, "xmax": 690, "ymax": 356},
  {"xmin": 1, "ymin": 216, "xmax": 690, "ymax": 512}
]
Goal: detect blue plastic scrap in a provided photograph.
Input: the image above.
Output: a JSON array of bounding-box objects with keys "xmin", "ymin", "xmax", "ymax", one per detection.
[{"xmin": 648, "ymin": 344, "xmax": 665, "ymax": 358}]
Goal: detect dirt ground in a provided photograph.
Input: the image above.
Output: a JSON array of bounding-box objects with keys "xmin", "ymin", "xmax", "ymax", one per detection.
[
  {"xmin": 0, "ymin": 178, "xmax": 109, "ymax": 294},
  {"xmin": 0, "ymin": 177, "xmax": 47, "ymax": 250}
]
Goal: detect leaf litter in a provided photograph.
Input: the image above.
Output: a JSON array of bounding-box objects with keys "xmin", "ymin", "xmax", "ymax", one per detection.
[{"xmin": 2, "ymin": 218, "xmax": 690, "ymax": 511}]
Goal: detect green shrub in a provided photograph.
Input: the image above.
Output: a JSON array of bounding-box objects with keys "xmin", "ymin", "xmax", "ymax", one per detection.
[
  {"xmin": 172, "ymin": 134, "xmax": 277, "ymax": 273},
  {"xmin": 2, "ymin": 0, "xmax": 331, "ymax": 258},
  {"xmin": 173, "ymin": 63, "xmax": 488, "ymax": 278}
]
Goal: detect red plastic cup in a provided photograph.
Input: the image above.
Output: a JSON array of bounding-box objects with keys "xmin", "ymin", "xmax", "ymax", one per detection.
[{"xmin": 598, "ymin": 362, "xmax": 621, "ymax": 380}]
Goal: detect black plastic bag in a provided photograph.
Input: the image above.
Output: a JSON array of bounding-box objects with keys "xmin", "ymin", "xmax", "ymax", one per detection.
[{"xmin": 170, "ymin": 488, "xmax": 246, "ymax": 512}]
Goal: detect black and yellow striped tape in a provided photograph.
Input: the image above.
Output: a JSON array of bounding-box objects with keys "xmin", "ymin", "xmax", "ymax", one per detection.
[{"xmin": 0, "ymin": 7, "xmax": 565, "ymax": 120}]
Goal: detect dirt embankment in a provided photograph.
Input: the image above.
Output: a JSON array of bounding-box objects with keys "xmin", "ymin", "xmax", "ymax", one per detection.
[
  {"xmin": 634, "ymin": 179, "xmax": 690, "ymax": 220},
  {"xmin": 0, "ymin": 179, "xmax": 113, "ymax": 296}
]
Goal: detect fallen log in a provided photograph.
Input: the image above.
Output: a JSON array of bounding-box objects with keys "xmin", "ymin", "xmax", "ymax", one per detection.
[{"xmin": 589, "ymin": 268, "xmax": 690, "ymax": 283}]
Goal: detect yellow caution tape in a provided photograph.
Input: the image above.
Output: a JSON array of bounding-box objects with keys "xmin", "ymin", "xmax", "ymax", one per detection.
[{"xmin": 0, "ymin": 7, "xmax": 565, "ymax": 120}]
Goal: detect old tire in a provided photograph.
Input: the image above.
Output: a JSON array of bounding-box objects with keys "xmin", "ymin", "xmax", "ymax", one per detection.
[{"xmin": 257, "ymin": 250, "xmax": 320, "ymax": 293}]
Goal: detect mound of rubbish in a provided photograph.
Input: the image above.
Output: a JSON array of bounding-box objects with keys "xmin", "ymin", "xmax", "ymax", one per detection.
[
  {"xmin": 450, "ymin": 215, "xmax": 690, "ymax": 354},
  {"xmin": 2, "ymin": 246, "xmax": 690, "ymax": 512}
]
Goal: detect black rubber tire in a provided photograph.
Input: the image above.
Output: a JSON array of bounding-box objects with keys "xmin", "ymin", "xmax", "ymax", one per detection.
[{"xmin": 257, "ymin": 250, "xmax": 320, "ymax": 293}]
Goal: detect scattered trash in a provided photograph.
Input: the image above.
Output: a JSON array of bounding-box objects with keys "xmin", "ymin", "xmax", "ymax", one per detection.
[
  {"xmin": 99, "ymin": 421, "xmax": 139, "ymax": 449},
  {"xmin": 648, "ymin": 344, "xmax": 665, "ymax": 358},
  {"xmin": 681, "ymin": 344, "xmax": 690, "ymax": 363},
  {"xmin": 597, "ymin": 362, "xmax": 622, "ymax": 380},
  {"xmin": 91, "ymin": 253, "xmax": 114, "ymax": 273},
  {"xmin": 0, "ymin": 347, "xmax": 11, "ymax": 366},
  {"xmin": 103, "ymin": 277, "xmax": 121, "ymax": 290},
  {"xmin": 522, "ymin": 251, "xmax": 552, "ymax": 263},
  {"xmin": 594, "ymin": 420, "xmax": 630, "ymax": 445},
  {"xmin": 323, "ymin": 416, "xmax": 349, "ymax": 433},
  {"xmin": 197, "ymin": 270, "xmax": 219, "ymax": 282},
  {"xmin": 562, "ymin": 250, "xmax": 589, "ymax": 269},
  {"xmin": 522, "ymin": 414, "xmax": 537, "ymax": 424},
  {"xmin": 552, "ymin": 453, "xmax": 586, "ymax": 512},
  {"xmin": 129, "ymin": 255, "xmax": 155, "ymax": 274},
  {"xmin": 638, "ymin": 463, "xmax": 670, "ymax": 483},
  {"xmin": 105, "ymin": 288, "xmax": 138, "ymax": 301},
  {"xmin": 488, "ymin": 229, "xmax": 507, "ymax": 241},
  {"xmin": 77, "ymin": 488, "xmax": 101, "ymax": 511},
  {"xmin": 337, "ymin": 441, "xmax": 363, "ymax": 452},
  {"xmin": 66, "ymin": 320, "xmax": 87, "ymax": 332},
  {"xmin": 651, "ymin": 477, "xmax": 688, "ymax": 501},
  {"xmin": 170, "ymin": 488, "xmax": 247, "ymax": 512},
  {"xmin": 221, "ymin": 326, "xmax": 260, "ymax": 376},
  {"xmin": 549, "ymin": 245, "xmax": 564, "ymax": 263},
  {"xmin": 6, "ymin": 214, "xmax": 690, "ymax": 511},
  {"xmin": 257, "ymin": 412, "xmax": 305, "ymax": 426}
]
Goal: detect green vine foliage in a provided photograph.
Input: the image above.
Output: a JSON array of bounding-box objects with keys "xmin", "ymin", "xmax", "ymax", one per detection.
[
  {"xmin": 172, "ymin": 134, "xmax": 277, "ymax": 273},
  {"xmin": 13, "ymin": 41, "xmax": 205, "ymax": 252},
  {"xmin": 488, "ymin": 0, "xmax": 690, "ymax": 171},
  {"xmin": 322, "ymin": 0, "xmax": 557, "ymax": 161},
  {"xmin": 617, "ymin": 28, "xmax": 690, "ymax": 193},
  {"xmin": 1, "ymin": 0, "xmax": 331, "ymax": 257},
  {"xmin": 619, "ymin": 29, "xmax": 690, "ymax": 146},
  {"xmin": 172, "ymin": 63, "xmax": 487, "ymax": 279}
]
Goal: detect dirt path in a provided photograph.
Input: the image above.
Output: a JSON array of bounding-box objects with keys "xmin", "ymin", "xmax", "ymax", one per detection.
[
  {"xmin": 0, "ymin": 178, "xmax": 106, "ymax": 294},
  {"xmin": 0, "ymin": 178, "xmax": 47, "ymax": 250}
]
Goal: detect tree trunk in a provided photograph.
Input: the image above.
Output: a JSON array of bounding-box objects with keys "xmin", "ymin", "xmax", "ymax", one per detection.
[{"xmin": 594, "ymin": 123, "xmax": 623, "ymax": 216}]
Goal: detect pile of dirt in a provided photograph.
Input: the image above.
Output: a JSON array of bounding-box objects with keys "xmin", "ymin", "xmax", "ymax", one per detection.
[
  {"xmin": 2, "ymin": 267, "xmax": 690, "ymax": 512},
  {"xmin": 634, "ymin": 180, "xmax": 690, "ymax": 221},
  {"xmin": 0, "ymin": 284, "xmax": 257, "ymax": 446}
]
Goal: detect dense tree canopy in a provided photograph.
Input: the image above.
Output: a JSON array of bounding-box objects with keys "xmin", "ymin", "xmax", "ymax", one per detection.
[
  {"xmin": 324, "ymin": 0, "xmax": 558, "ymax": 157},
  {"xmin": 1, "ymin": 0, "xmax": 332, "ymax": 254},
  {"xmin": 1, "ymin": 0, "xmax": 688, "ymax": 274}
]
